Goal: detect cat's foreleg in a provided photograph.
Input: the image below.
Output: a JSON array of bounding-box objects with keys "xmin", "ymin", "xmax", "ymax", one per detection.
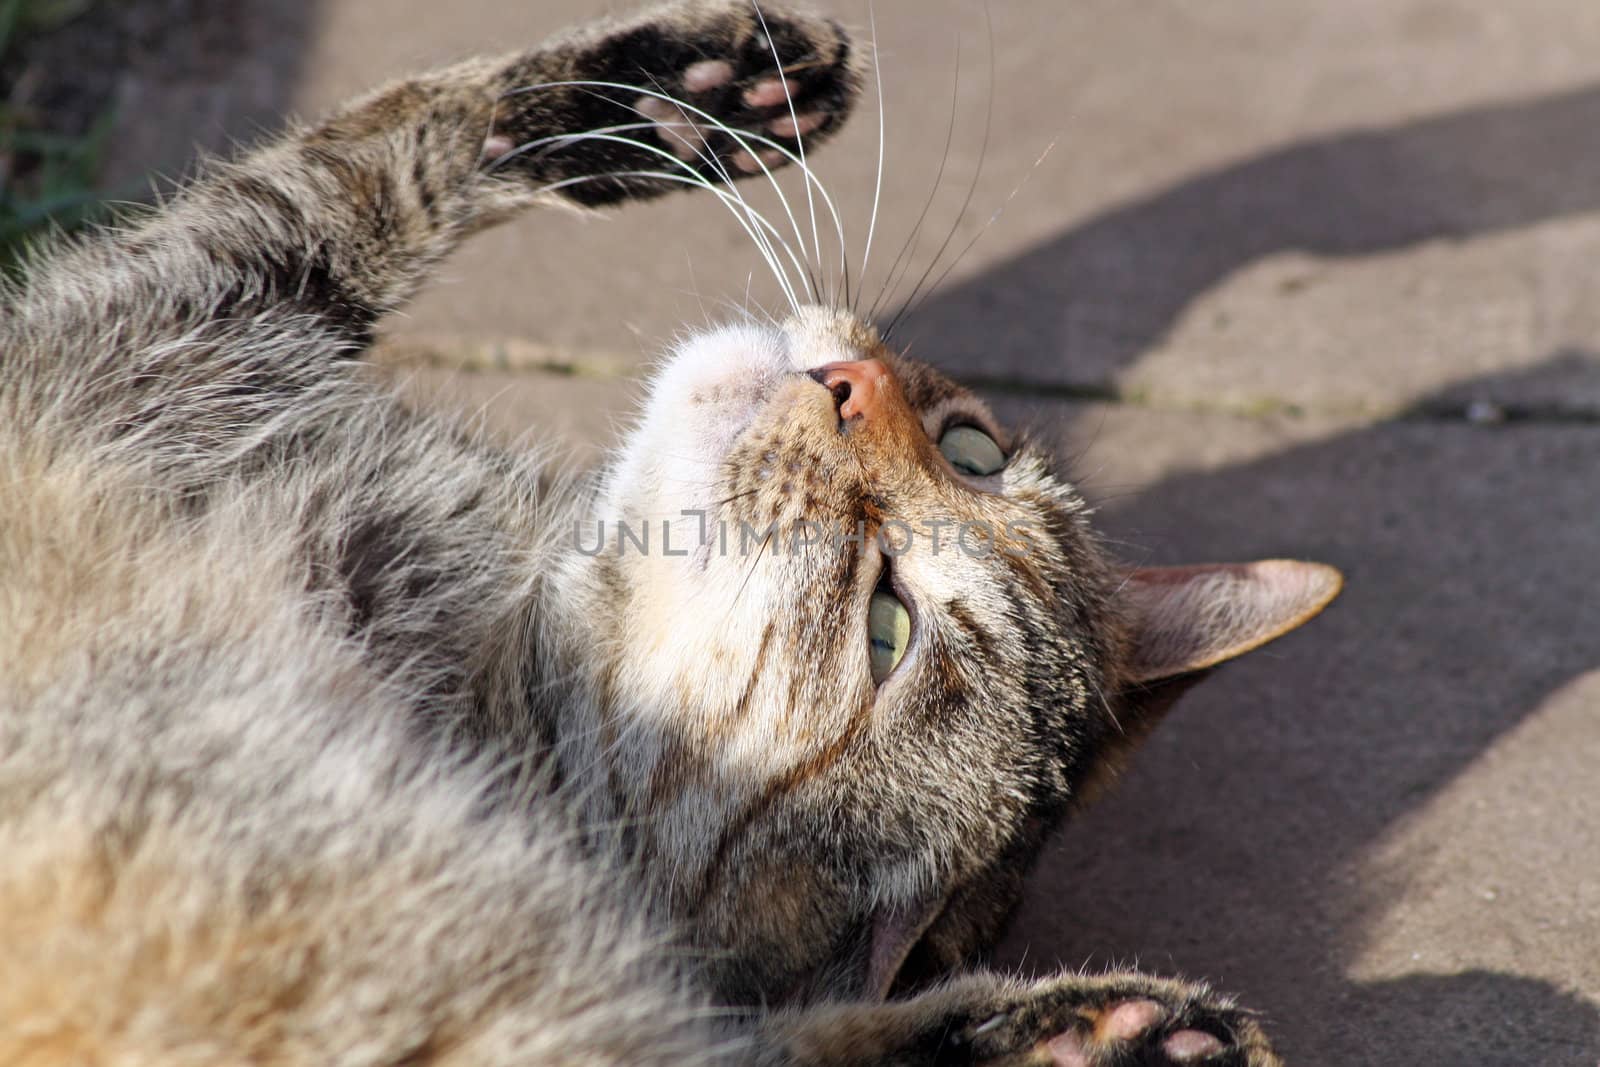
[
  {"xmin": 762, "ymin": 969, "xmax": 1280, "ymax": 1067},
  {"xmin": 1, "ymin": 2, "xmax": 856, "ymax": 488},
  {"xmin": 10, "ymin": 1, "xmax": 856, "ymax": 351}
]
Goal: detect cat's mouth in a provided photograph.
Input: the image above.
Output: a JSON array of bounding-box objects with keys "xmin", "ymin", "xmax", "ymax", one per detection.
[
  {"xmin": 585, "ymin": 305, "xmax": 901, "ymax": 587},
  {"xmin": 654, "ymin": 310, "xmax": 854, "ymax": 438},
  {"xmin": 618, "ymin": 310, "xmax": 856, "ymax": 515}
]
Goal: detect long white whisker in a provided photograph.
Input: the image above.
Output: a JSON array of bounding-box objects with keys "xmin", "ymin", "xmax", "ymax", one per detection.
[
  {"xmin": 499, "ymin": 121, "xmax": 800, "ymax": 303},
  {"xmin": 900, "ymin": 140, "xmax": 1056, "ymax": 327},
  {"xmin": 751, "ymin": 0, "xmax": 825, "ymax": 304},
  {"xmin": 888, "ymin": 3, "xmax": 996, "ymax": 338},
  {"xmin": 639, "ymin": 72, "xmax": 817, "ymax": 322},
  {"xmin": 501, "ymin": 124, "xmax": 804, "ymax": 311},
  {"xmin": 533, "ymin": 167, "xmax": 802, "ymax": 311},
  {"xmin": 638, "ymin": 76, "xmax": 807, "ymax": 317},
  {"xmin": 500, "ymin": 82, "xmax": 810, "ymax": 239},
  {"xmin": 493, "ymin": 120, "xmax": 675, "ymax": 163},
  {"xmin": 504, "ymin": 80, "xmax": 849, "ymax": 311},
  {"xmin": 644, "ymin": 77, "xmax": 849, "ymax": 314},
  {"xmin": 858, "ymin": 0, "xmax": 887, "ymax": 315},
  {"xmin": 868, "ymin": 36, "xmax": 961, "ymax": 325},
  {"xmin": 514, "ymin": 100, "xmax": 804, "ymax": 315}
]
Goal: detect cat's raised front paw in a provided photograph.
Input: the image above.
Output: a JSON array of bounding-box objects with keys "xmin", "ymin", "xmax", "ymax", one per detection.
[
  {"xmin": 488, "ymin": 1, "xmax": 857, "ymax": 203},
  {"xmin": 624, "ymin": 5, "xmax": 855, "ymax": 175}
]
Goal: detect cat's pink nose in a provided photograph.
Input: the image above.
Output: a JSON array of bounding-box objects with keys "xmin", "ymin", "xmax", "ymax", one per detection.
[{"xmin": 809, "ymin": 359, "xmax": 894, "ymax": 422}]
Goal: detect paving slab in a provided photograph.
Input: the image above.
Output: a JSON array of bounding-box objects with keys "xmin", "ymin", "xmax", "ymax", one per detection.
[{"xmin": 52, "ymin": 1, "xmax": 317, "ymax": 194}]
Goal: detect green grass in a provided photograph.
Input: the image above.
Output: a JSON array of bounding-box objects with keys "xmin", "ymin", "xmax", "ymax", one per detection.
[{"xmin": 0, "ymin": 0, "xmax": 109, "ymax": 263}]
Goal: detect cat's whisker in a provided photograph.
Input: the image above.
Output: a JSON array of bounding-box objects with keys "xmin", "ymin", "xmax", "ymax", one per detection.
[
  {"xmin": 530, "ymin": 163, "xmax": 803, "ymax": 313},
  {"xmin": 496, "ymin": 87, "xmax": 802, "ymax": 308},
  {"xmin": 857, "ymin": 1, "xmax": 887, "ymax": 316},
  {"xmin": 504, "ymin": 117, "xmax": 808, "ymax": 314},
  {"xmin": 637, "ymin": 63, "xmax": 848, "ymax": 310},
  {"xmin": 750, "ymin": 1, "xmax": 829, "ymax": 305},
  {"xmin": 866, "ymin": 35, "xmax": 961, "ymax": 327},
  {"xmin": 640, "ymin": 72, "xmax": 821, "ymax": 314},
  {"xmin": 637, "ymin": 83, "xmax": 849, "ymax": 312},
  {"xmin": 896, "ymin": 140, "xmax": 1054, "ymax": 335},
  {"xmin": 886, "ymin": 4, "xmax": 996, "ymax": 340},
  {"xmin": 505, "ymin": 80, "xmax": 850, "ymax": 312},
  {"xmin": 727, "ymin": 526, "xmax": 775, "ymax": 618}
]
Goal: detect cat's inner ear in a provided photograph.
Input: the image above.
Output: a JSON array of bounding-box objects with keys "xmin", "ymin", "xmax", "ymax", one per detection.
[
  {"xmin": 865, "ymin": 894, "xmax": 945, "ymax": 1001},
  {"xmin": 1115, "ymin": 560, "xmax": 1343, "ymax": 685}
]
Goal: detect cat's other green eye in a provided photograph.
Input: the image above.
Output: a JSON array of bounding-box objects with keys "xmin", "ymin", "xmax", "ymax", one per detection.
[
  {"xmin": 938, "ymin": 424, "xmax": 1005, "ymax": 477},
  {"xmin": 867, "ymin": 589, "xmax": 911, "ymax": 685}
]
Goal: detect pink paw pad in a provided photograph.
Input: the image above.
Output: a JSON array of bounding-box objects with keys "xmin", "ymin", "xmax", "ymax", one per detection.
[
  {"xmin": 632, "ymin": 94, "xmax": 707, "ymax": 160},
  {"xmin": 1046, "ymin": 1030, "xmax": 1093, "ymax": 1067},
  {"xmin": 480, "ymin": 133, "xmax": 516, "ymax": 162},
  {"xmin": 1164, "ymin": 1028, "xmax": 1227, "ymax": 1061},
  {"xmin": 743, "ymin": 76, "xmax": 799, "ymax": 108},
  {"xmin": 767, "ymin": 110, "xmax": 824, "ymax": 138},
  {"xmin": 682, "ymin": 59, "xmax": 734, "ymax": 93},
  {"xmin": 1045, "ymin": 998, "xmax": 1229, "ymax": 1065},
  {"xmin": 730, "ymin": 147, "xmax": 786, "ymax": 174},
  {"xmin": 633, "ymin": 94, "xmax": 677, "ymax": 122},
  {"xmin": 1100, "ymin": 998, "xmax": 1166, "ymax": 1041}
]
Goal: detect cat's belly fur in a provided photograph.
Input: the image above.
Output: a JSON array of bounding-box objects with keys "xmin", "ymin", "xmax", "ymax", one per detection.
[{"xmin": 0, "ymin": 435, "xmax": 728, "ymax": 1065}]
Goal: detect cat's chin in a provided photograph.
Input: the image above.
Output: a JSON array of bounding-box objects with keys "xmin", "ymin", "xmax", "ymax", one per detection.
[{"xmin": 604, "ymin": 307, "xmax": 867, "ymax": 528}]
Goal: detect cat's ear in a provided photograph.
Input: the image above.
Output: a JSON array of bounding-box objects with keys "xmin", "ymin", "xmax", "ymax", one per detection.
[
  {"xmin": 1115, "ymin": 559, "xmax": 1343, "ymax": 685},
  {"xmin": 865, "ymin": 895, "xmax": 945, "ymax": 1000}
]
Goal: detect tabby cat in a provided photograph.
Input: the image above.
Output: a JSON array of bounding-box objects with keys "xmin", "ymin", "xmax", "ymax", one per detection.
[{"xmin": 0, "ymin": 2, "xmax": 1341, "ymax": 1064}]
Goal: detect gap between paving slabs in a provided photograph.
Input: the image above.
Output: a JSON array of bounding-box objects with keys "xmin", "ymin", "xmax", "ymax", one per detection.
[{"xmin": 374, "ymin": 336, "xmax": 1600, "ymax": 426}]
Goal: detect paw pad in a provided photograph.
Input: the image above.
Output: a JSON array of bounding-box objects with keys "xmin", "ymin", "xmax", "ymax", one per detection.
[
  {"xmin": 631, "ymin": 51, "xmax": 842, "ymax": 168},
  {"xmin": 682, "ymin": 59, "xmax": 735, "ymax": 93},
  {"xmin": 1163, "ymin": 1029, "xmax": 1227, "ymax": 1061},
  {"xmin": 742, "ymin": 76, "xmax": 799, "ymax": 108},
  {"xmin": 487, "ymin": 5, "xmax": 856, "ymax": 205},
  {"xmin": 1045, "ymin": 998, "xmax": 1237, "ymax": 1066}
]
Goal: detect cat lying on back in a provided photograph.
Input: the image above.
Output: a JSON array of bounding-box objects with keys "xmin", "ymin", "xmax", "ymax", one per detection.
[{"xmin": 0, "ymin": 2, "xmax": 1341, "ymax": 1064}]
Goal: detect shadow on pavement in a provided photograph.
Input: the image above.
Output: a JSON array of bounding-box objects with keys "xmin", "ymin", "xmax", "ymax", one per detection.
[
  {"xmin": 899, "ymin": 83, "xmax": 1600, "ymax": 390},
  {"xmin": 11, "ymin": 0, "xmax": 321, "ymax": 193}
]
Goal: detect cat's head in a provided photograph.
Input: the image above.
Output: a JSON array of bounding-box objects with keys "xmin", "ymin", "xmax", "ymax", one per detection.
[{"xmin": 556, "ymin": 305, "xmax": 1340, "ymax": 1004}]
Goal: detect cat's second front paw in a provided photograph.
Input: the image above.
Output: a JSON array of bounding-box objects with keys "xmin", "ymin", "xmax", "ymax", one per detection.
[
  {"xmin": 488, "ymin": 1, "xmax": 858, "ymax": 204},
  {"xmin": 948, "ymin": 972, "xmax": 1280, "ymax": 1067}
]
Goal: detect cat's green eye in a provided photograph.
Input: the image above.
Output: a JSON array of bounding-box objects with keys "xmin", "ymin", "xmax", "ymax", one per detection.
[
  {"xmin": 867, "ymin": 589, "xmax": 911, "ymax": 685},
  {"xmin": 938, "ymin": 424, "xmax": 1005, "ymax": 477}
]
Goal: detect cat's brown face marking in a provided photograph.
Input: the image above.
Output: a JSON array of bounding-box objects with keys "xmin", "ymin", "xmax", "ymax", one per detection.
[{"xmin": 562, "ymin": 306, "xmax": 1124, "ymax": 1002}]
